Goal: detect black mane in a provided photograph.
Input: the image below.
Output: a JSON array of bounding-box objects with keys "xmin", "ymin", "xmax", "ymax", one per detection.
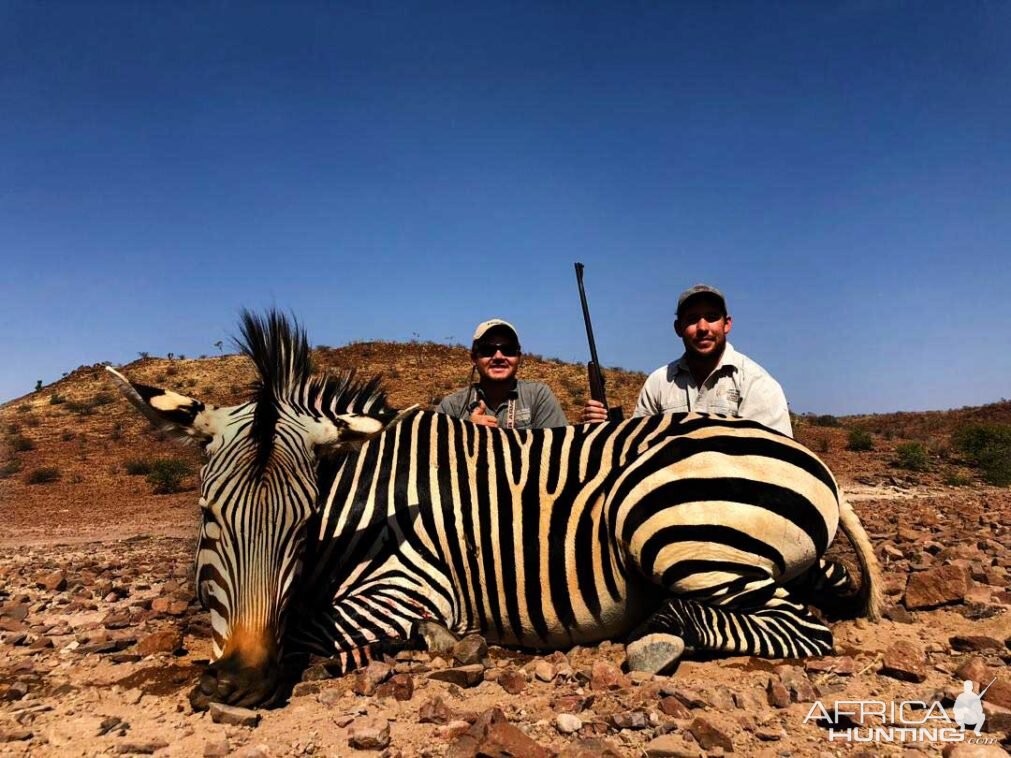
[{"xmin": 235, "ymin": 310, "xmax": 397, "ymax": 476}]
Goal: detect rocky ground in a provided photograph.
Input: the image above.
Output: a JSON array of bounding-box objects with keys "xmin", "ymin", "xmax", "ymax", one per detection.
[
  {"xmin": 1, "ymin": 484, "xmax": 1009, "ymax": 757},
  {"xmin": 1, "ymin": 349, "xmax": 1010, "ymax": 756}
]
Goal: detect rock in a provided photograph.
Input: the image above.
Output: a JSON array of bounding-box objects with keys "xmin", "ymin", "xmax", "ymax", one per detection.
[
  {"xmin": 533, "ymin": 660, "xmax": 556, "ymax": 682},
  {"xmin": 113, "ymin": 740, "xmax": 169, "ymax": 755},
  {"xmin": 659, "ymin": 696, "xmax": 692, "ymax": 719},
  {"xmin": 447, "ymin": 708, "xmax": 552, "ymax": 758},
  {"xmin": 318, "ymin": 689, "xmax": 342, "ymax": 707},
  {"xmin": 451, "ymin": 634, "xmax": 488, "ymax": 665},
  {"xmin": 291, "ymin": 682, "xmax": 320, "ymax": 697},
  {"xmin": 102, "ymin": 611, "xmax": 132, "ymax": 629},
  {"xmin": 556, "ymin": 713, "xmax": 583, "ymax": 734},
  {"xmin": 348, "ymin": 717, "xmax": 391, "ymax": 750},
  {"xmin": 498, "ymin": 668, "xmax": 527, "ymax": 695},
  {"xmin": 0, "ymin": 727, "xmax": 33, "ymax": 743},
  {"xmin": 643, "ymin": 733, "xmax": 702, "ymax": 757},
  {"xmin": 557, "ymin": 738, "xmax": 624, "ymax": 758},
  {"xmin": 2, "ymin": 682, "xmax": 28, "ymax": 701},
  {"xmin": 352, "ymin": 661, "xmax": 393, "ymax": 696},
  {"xmin": 553, "ymin": 694, "xmax": 593, "ymax": 714},
  {"xmin": 774, "ymin": 664, "xmax": 817, "ymax": 702},
  {"xmin": 208, "ymin": 703, "xmax": 261, "ymax": 727},
  {"xmin": 904, "ymin": 565, "xmax": 971, "ymax": 610},
  {"xmin": 136, "ymin": 629, "xmax": 183, "ymax": 656},
  {"xmin": 418, "ymin": 695, "xmax": 453, "ymax": 724},
  {"xmin": 755, "ymin": 726, "xmax": 785, "ymax": 741},
  {"xmin": 879, "ymin": 640, "xmax": 927, "ymax": 683},
  {"xmin": 941, "ymin": 745, "xmax": 1011, "ymax": 757},
  {"xmin": 151, "ymin": 597, "xmax": 189, "ymax": 615},
  {"xmin": 435, "ymin": 720, "xmax": 473, "ymax": 741},
  {"xmin": 37, "ymin": 571, "xmax": 67, "ymax": 592},
  {"xmin": 609, "ymin": 710, "xmax": 649, "ymax": 730},
  {"xmin": 949, "ymin": 635, "xmax": 1004, "ymax": 653},
  {"xmin": 374, "ymin": 673, "xmax": 414, "ymax": 701},
  {"xmin": 804, "ymin": 656, "xmax": 856, "ymax": 676},
  {"xmin": 203, "ymin": 737, "xmax": 230, "ymax": 757},
  {"xmin": 955, "ymin": 657, "xmax": 992, "ymax": 683},
  {"xmin": 688, "ymin": 717, "xmax": 734, "ymax": 751},
  {"xmin": 428, "ymin": 664, "xmax": 485, "ymax": 688},
  {"xmin": 590, "ymin": 661, "xmax": 629, "ymax": 691},
  {"xmin": 984, "ymin": 678, "xmax": 1011, "ymax": 711}
]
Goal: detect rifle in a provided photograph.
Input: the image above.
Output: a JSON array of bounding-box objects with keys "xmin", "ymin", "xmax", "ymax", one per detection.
[{"xmin": 574, "ymin": 262, "xmax": 624, "ymax": 423}]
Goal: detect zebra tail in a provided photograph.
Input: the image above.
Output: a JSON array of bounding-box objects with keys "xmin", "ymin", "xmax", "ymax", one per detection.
[{"xmin": 838, "ymin": 496, "xmax": 883, "ymax": 622}]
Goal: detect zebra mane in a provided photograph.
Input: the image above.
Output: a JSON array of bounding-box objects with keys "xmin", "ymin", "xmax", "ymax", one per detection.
[{"xmin": 235, "ymin": 310, "xmax": 398, "ymax": 474}]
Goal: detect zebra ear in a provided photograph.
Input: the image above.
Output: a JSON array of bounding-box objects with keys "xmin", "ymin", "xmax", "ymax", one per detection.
[
  {"xmin": 312, "ymin": 405, "xmax": 421, "ymax": 452},
  {"xmin": 105, "ymin": 367, "xmax": 217, "ymax": 443}
]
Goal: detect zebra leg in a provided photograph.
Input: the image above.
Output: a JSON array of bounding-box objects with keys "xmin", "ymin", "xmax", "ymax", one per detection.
[
  {"xmin": 626, "ymin": 579, "xmax": 833, "ymax": 673},
  {"xmin": 785, "ymin": 559, "xmax": 864, "ymax": 618}
]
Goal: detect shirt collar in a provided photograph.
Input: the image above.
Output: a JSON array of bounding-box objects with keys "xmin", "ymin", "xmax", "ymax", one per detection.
[{"xmin": 675, "ymin": 341, "xmax": 741, "ymax": 376}]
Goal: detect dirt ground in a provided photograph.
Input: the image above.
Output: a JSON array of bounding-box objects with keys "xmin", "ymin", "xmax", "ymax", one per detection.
[{"xmin": 1, "ymin": 352, "xmax": 1009, "ymax": 757}]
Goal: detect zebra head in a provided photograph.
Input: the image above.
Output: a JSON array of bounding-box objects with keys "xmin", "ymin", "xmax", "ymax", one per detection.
[{"xmin": 107, "ymin": 311, "xmax": 399, "ymax": 709}]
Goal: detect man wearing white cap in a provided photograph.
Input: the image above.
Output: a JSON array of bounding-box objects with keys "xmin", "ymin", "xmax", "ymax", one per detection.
[
  {"xmin": 582, "ymin": 284, "xmax": 792, "ymax": 437},
  {"xmin": 438, "ymin": 319, "xmax": 568, "ymax": 429}
]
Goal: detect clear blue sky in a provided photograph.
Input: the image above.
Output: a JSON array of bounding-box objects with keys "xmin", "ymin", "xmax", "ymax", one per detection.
[{"xmin": 2, "ymin": 3, "xmax": 1009, "ymax": 414}]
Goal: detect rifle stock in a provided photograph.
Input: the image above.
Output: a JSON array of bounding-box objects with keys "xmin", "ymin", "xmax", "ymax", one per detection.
[{"xmin": 575, "ymin": 263, "xmax": 624, "ymax": 423}]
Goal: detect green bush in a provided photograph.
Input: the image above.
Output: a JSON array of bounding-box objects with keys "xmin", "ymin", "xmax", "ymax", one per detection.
[
  {"xmin": 27, "ymin": 467, "xmax": 61, "ymax": 485},
  {"xmin": 49, "ymin": 393, "xmax": 66, "ymax": 405},
  {"xmin": 65, "ymin": 400, "xmax": 95, "ymax": 416},
  {"xmin": 124, "ymin": 458, "xmax": 154, "ymax": 475},
  {"xmin": 895, "ymin": 442, "xmax": 929, "ymax": 472},
  {"xmin": 0, "ymin": 459, "xmax": 22, "ymax": 479},
  {"xmin": 847, "ymin": 429, "xmax": 874, "ymax": 452},
  {"xmin": 943, "ymin": 471, "xmax": 973, "ymax": 487},
  {"xmin": 952, "ymin": 423, "xmax": 1011, "ymax": 486},
  {"xmin": 9, "ymin": 434, "xmax": 35, "ymax": 452},
  {"xmin": 146, "ymin": 458, "xmax": 193, "ymax": 494}
]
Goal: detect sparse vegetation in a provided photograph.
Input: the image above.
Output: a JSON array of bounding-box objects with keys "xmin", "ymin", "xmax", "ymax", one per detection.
[
  {"xmin": 50, "ymin": 392, "xmax": 66, "ymax": 405},
  {"xmin": 847, "ymin": 429, "xmax": 874, "ymax": 452},
  {"xmin": 65, "ymin": 400, "xmax": 96, "ymax": 415},
  {"xmin": 943, "ymin": 471, "xmax": 973, "ymax": 487},
  {"xmin": 813, "ymin": 435, "xmax": 830, "ymax": 454},
  {"xmin": 0, "ymin": 459, "xmax": 22, "ymax": 478},
  {"xmin": 952, "ymin": 423, "xmax": 1011, "ymax": 486},
  {"xmin": 9, "ymin": 434, "xmax": 35, "ymax": 452},
  {"xmin": 27, "ymin": 466, "xmax": 61, "ymax": 485},
  {"xmin": 17, "ymin": 403, "xmax": 31, "ymax": 414},
  {"xmin": 35, "ymin": 380, "xmax": 43, "ymax": 392},
  {"xmin": 61, "ymin": 430, "xmax": 75, "ymax": 442},
  {"xmin": 125, "ymin": 458, "xmax": 154, "ymax": 476},
  {"xmin": 812, "ymin": 414, "xmax": 840, "ymax": 427},
  {"xmin": 895, "ymin": 442, "xmax": 929, "ymax": 472},
  {"xmin": 146, "ymin": 458, "xmax": 193, "ymax": 494}
]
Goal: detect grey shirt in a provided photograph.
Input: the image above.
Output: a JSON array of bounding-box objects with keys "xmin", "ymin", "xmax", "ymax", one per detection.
[
  {"xmin": 438, "ymin": 380, "xmax": 568, "ymax": 429},
  {"xmin": 634, "ymin": 342, "xmax": 793, "ymax": 437}
]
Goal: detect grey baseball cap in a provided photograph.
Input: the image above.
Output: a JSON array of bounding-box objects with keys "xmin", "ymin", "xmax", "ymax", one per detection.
[
  {"xmin": 676, "ymin": 284, "xmax": 727, "ymax": 317},
  {"xmin": 472, "ymin": 319, "xmax": 520, "ymax": 344}
]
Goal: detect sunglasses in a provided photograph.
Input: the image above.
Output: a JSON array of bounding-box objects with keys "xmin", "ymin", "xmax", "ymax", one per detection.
[{"xmin": 475, "ymin": 342, "xmax": 520, "ymax": 358}]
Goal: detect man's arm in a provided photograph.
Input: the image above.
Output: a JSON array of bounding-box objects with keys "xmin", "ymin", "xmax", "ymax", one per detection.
[
  {"xmin": 632, "ymin": 370, "xmax": 664, "ymax": 418},
  {"xmin": 739, "ymin": 372, "xmax": 793, "ymax": 437}
]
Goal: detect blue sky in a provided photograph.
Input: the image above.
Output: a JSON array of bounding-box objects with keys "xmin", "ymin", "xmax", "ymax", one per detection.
[{"xmin": 2, "ymin": 2, "xmax": 1008, "ymax": 414}]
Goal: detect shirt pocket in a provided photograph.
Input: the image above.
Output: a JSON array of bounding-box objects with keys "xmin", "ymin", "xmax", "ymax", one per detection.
[{"xmin": 659, "ymin": 399, "xmax": 690, "ymax": 415}]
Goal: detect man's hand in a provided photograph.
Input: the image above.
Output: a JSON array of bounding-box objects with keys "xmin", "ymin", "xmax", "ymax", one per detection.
[
  {"xmin": 469, "ymin": 401, "xmax": 499, "ymax": 428},
  {"xmin": 581, "ymin": 399, "xmax": 609, "ymax": 424}
]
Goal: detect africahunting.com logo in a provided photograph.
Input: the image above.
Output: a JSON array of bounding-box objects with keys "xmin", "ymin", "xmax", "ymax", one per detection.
[{"xmin": 804, "ymin": 677, "xmax": 1000, "ymax": 745}]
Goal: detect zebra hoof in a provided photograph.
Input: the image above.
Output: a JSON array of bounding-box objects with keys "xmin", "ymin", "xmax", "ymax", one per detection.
[
  {"xmin": 416, "ymin": 620, "xmax": 459, "ymax": 655},
  {"xmin": 625, "ymin": 633, "xmax": 686, "ymax": 676}
]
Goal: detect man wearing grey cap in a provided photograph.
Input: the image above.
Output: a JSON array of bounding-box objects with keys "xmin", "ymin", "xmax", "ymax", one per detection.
[
  {"xmin": 582, "ymin": 284, "xmax": 793, "ymax": 437},
  {"xmin": 438, "ymin": 319, "xmax": 568, "ymax": 429}
]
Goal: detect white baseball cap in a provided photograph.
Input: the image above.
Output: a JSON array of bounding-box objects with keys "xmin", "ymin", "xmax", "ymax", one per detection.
[{"xmin": 472, "ymin": 319, "xmax": 520, "ymax": 344}]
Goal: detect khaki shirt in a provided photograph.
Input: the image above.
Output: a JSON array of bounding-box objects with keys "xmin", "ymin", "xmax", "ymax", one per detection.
[
  {"xmin": 633, "ymin": 343, "xmax": 793, "ymax": 437},
  {"xmin": 438, "ymin": 380, "xmax": 568, "ymax": 429}
]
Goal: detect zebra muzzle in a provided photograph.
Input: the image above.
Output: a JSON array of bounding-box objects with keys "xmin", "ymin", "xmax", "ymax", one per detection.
[{"xmin": 190, "ymin": 635, "xmax": 283, "ymax": 710}]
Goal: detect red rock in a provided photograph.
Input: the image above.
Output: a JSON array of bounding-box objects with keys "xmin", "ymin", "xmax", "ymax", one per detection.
[
  {"xmin": 804, "ymin": 656, "xmax": 856, "ymax": 675},
  {"xmin": 688, "ymin": 716, "xmax": 734, "ymax": 752},
  {"xmin": 451, "ymin": 634, "xmax": 488, "ymax": 665},
  {"xmin": 418, "ymin": 695, "xmax": 453, "ymax": 724},
  {"xmin": 447, "ymin": 708, "xmax": 552, "ymax": 758},
  {"xmin": 904, "ymin": 565, "xmax": 971, "ymax": 610},
  {"xmin": 659, "ymin": 696, "xmax": 692, "ymax": 719},
  {"xmin": 879, "ymin": 640, "xmax": 927, "ymax": 683},
  {"xmin": 347, "ymin": 717, "xmax": 390, "ymax": 750},
  {"xmin": 352, "ymin": 661, "xmax": 393, "ymax": 696},
  {"xmin": 590, "ymin": 661, "xmax": 629, "ymax": 691},
  {"xmin": 553, "ymin": 694, "xmax": 593, "ymax": 714},
  {"xmin": 36, "ymin": 570, "xmax": 67, "ymax": 592},
  {"xmin": 136, "ymin": 629, "xmax": 183, "ymax": 656},
  {"xmin": 374, "ymin": 672, "xmax": 414, "ymax": 701},
  {"xmin": 498, "ymin": 669, "xmax": 527, "ymax": 695},
  {"xmin": 427, "ymin": 664, "xmax": 485, "ymax": 688},
  {"xmin": 955, "ymin": 657, "xmax": 992, "ymax": 683},
  {"xmin": 609, "ymin": 710, "xmax": 648, "ymax": 730},
  {"xmin": 557, "ymin": 738, "xmax": 624, "ymax": 758},
  {"xmin": 766, "ymin": 678, "xmax": 791, "ymax": 708},
  {"xmin": 949, "ymin": 635, "xmax": 1003, "ymax": 652}
]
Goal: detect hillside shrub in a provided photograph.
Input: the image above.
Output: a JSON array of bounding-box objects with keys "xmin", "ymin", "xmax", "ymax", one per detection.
[
  {"xmin": 27, "ymin": 467, "xmax": 61, "ymax": 485},
  {"xmin": 65, "ymin": 400, "xmax": 95, "ymax": 415},
  {"xmin": 49, "ymin": 392, "xmax": 66, "ymax": 405},
  {"xmin": 0, "ymin": 459, "xmax": 22, "ymax": 478},
  {"xmin": 952, "ymin": 423, "xmax": 1011, "ymax": 486},
  {"xmin": 895, "ymin": 442, "xmax": 929, "ymax": 472},
  {"xmin": 847, "ymin": 429, "xmax": 874, "ymax": 452},
  {"xmin": 812, "ymin": 415, "xmax": 841, "ymax": 427},
  {"xmin": 943, "ymin": 471, "xmax": 973, "ymax": 487},
  {"xmin": 146, "ymin": 458, "xmax": 193, "ymax": 494},
  {"xmin": 9, "ymin": 434, "xmax": 35, "ymax": 452},
  {"xmin": 125, "ymin": 458, "xmax": 154, "ymax": 475}
]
